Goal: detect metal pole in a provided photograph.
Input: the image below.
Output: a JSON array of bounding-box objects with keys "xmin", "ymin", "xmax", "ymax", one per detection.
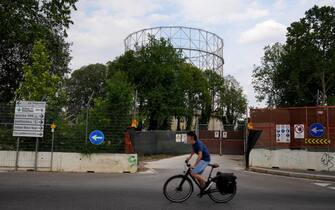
[
  {"xmin": 195, "ymin": 117, "xmax": 199, "ymax": 137},
  {"xmin": 85, "ymin": 108, "xmax": 89, "ymax": 145},
  {"xmin": 34, "ymin": 137, "xmax": 39, "ymax": 171},
  {"xmin": 85, "ymin": 91, "xmax": 95, "ymax": 144},
  {"xmin": 50, "ymin": 131, "xmax": 55, "ymax": 171},
  {"xmin": 245, "ymin": 106, "xmax": 248, "ymax": 169},
  {"xmin": 15, "ymin": 137, "xmax": 20, "ymax": 171},
  {"xmin": 219, "ymin": 140, "xmax": 222, "ymax": 156}
]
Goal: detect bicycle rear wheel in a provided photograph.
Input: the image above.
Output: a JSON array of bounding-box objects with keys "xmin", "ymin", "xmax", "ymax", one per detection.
[
  {"xmin": 163, "ymin": 175, "xmax": 193, "ymax": 203},
  {"xmin": 208, "ymin": 184, "xmax": 236, "ymax": 203}
]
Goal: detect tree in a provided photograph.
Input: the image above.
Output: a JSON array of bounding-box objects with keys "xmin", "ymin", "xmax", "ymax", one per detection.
[
  {"xmin": 282, "ymin": 5, "xmax": 335, "ymax": 106},
  {"xmin": 109, "ymin": 36, "xmax": 185, "ymax": 130},
  {"xmin": 201, "ymin": 70, "xmax": 224, "ymax": 124},
  {"xmin": 252, "ymin": 5, "xmax": 335, "ymax": 107},
  {"xmin": 218, "ymin": 75, "xmax": 247, "ymax": 125},
  {"xmin": 89, "ymin": 71, "xmax": 133, "ymax": 150},
  {"xmin": 65, "ymin": 64, "xmax": 107, "ymax": 118},
  {"xmin": 0, "ymin": 0, "xmax": 77, "ymax": 103},
  {"xmin": 252, "ymin": 43, "xmax": 284, "ymax": 107},
  {"xmin": 16, "ymin": 40, "xmax": 60, "ymax": 101},
  {"xmin": 178, "ymin": 64, "xmax": 210, "ymax": 130}
]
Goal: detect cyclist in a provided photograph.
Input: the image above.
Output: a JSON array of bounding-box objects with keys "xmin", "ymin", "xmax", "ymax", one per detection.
[{"xmin": 185, "ymin": 131, "xmax": 213, "ymax": 193}]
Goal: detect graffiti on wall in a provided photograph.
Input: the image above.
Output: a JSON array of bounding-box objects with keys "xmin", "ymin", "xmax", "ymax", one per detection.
[
  {"xmin": 321, "ymin": 153, "xmax": 334, "ymax": 171},
  {"xmin": 128, "ymin": 155, "xmax": 137, "ymax": 167}
]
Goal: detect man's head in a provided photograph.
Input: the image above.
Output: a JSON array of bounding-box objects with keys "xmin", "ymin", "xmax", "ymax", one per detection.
[{"xmin": 186, "ymin": 131, "xmax": 197, "ymax": 144}]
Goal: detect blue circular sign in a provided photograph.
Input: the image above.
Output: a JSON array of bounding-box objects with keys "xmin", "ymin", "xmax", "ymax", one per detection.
[
  {"xmin": 89, "ymin": 130, "xmax": 105, "ymax": 145},
  {"xmin": 309, "ymin": 123, "xmax": 325, "ymax": 138}
]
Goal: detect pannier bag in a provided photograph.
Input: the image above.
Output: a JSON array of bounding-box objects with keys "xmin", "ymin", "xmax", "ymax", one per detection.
[{"xmin": 215, "ymin": 172, "xmax": 237, "ymax": 194}]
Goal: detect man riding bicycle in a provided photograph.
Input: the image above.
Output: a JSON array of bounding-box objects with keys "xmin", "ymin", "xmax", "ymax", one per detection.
[{"xmin": 185, "ymin": 131, "xmax": 213, "ymax": 193}]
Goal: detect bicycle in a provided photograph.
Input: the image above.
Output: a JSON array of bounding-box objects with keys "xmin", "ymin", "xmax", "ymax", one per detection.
[{"xmin": 163, "ymin": 161, "xmax": 237, "ymax": 203}]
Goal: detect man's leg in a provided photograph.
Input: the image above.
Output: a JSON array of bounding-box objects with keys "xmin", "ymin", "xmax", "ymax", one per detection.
[
  {"xmin": 191, "ymin": 160, "xmax": 209, "ymax": 189},
  {"xmin": 191, "ymin": 172, "xmax": 206, "ymax": 188}
]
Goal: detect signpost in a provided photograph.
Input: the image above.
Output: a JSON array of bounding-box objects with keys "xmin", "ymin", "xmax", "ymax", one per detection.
[
  {"xmin": 50, "ymin": 123, "xmax": 56, "ymax": 171},
  {"xmin": 276, "ymin": 124, "xmax": 290, "ymax": 143},
  {"xmin": 13, "ymin": 101, "xmax": 46, "ymax": 137},
  {"xmin": 309, "ymin": 123, "xmax": 325, "ymax": 138},
  {"xmin": 294, "ymin": 124, "xmax": 304, "ymax": 139},
  {"xmin": 13, "ymin": 101, "xmax": 46, "ymax": 171},
  {"xmin": 89, "ymin": 130, "xmax": 105, "ymax": 145}
]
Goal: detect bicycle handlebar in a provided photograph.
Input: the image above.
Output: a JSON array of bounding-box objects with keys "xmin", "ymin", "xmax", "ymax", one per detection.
[{"xmin": 185, "ymin": 160, "xmax": 191, "ymax": 167}]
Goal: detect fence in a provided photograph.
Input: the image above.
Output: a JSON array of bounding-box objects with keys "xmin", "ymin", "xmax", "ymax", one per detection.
[
  {"xmin": 0, "ymin": 103, "xmax": 132, "ymax": 169},
  {"xmin": 250, "ymin": 106, "xmax": 335, "ymax": 152},
  {"xmin": 198, "ymin": 124, "xmax": 246, "ymax": 155},
  {"xmin": 129, "ymin": 130, "xmax": 190, "ymax": 155}
]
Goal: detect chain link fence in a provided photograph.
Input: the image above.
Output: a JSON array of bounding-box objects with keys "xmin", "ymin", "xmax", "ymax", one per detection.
[{"xmin": 0, "ymin": 103, "xmax": 131, "ymax": 155}]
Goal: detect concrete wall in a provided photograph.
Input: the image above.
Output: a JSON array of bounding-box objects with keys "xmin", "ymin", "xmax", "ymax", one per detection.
[
  {"xmin": 0, "ymin": 151, "xmax": 137, "ymax": 173},
  {"xmin": 250, "ymin": 149, "xmax": 335, "ymax": 172}
]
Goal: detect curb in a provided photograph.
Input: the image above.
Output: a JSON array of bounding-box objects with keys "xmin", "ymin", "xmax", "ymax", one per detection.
[{"xmin": 249, "ymin": 167, "xmax": 335, "ymax": 182}]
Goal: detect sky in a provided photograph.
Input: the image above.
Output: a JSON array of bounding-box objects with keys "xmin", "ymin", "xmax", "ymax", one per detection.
[{"xmin": 67, "ymin": 0, "xmax": 335, "ymax": 107}]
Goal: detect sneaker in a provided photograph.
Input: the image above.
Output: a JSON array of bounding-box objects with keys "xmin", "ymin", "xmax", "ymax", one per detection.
[{"xmin": 203, "ymin": 181, "xmax": 214, "ymax": 192}]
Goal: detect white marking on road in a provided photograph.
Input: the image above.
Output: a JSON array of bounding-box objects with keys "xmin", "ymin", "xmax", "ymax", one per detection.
[
  {"xmin": 328, "ymin": 187, "xmax": 335, "ymax": 190},
  {"xmin": 314, "ymin": 183, "xmax": 331, "ymax": 187}
]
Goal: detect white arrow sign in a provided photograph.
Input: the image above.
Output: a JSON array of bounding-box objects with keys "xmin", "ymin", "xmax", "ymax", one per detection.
[
  {"xmin": 311, "ymin": 127, "xmax": 323, "ymax": 134},
  {"xmin": 92, "ymin": 135, "xmax": 103, "ymax": 141}
]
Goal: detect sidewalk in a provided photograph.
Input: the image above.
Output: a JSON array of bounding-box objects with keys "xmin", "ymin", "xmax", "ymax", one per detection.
[{"xmin": 249, "ymin": 166, "xmax": 335, "ymax": 182}]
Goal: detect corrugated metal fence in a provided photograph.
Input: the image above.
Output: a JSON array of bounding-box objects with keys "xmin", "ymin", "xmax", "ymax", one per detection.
[{"xmin": 250, "ymin": 106, "xmax": 335, "ymax": 151}]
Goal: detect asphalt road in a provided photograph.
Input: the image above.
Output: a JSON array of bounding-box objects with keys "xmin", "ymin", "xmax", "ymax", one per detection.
[{"xmin": 0, "ymin": 157, "xmax": 334, "ymax": 210}]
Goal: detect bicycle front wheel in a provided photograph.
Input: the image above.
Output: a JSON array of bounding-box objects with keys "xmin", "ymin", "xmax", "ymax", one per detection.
[
  {"xmin": 163, "ymin": 175, "xmax": 193, "ymax": 203},
  {"xmin": 208, "ymin": 184, "xmax": 236, "ymax": 203}
]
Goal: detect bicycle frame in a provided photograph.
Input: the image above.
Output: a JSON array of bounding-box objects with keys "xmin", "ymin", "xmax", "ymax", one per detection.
[{"xmin": 179, "ymin": 163, "xmax": 216, "ymax": 191}]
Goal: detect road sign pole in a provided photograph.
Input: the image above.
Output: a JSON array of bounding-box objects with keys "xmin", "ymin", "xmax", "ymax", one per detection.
[
  {"xmin": 219, "ymin": 139, "xmax": 222, "ymax": 156},
  {"xmin": 50, "ymin": 131, "xmax": 55, "ymax": 172},
  {"xmin": 34, "ymin": 137, "xmax": 39, "ymax": 171},
  {"xmin": 15, "ymin": 137, "xmax": 20, "ymax": 171}
]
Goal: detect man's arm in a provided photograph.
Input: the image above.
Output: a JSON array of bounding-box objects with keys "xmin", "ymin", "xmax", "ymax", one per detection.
[
  {"xmin": 186, "ymin": 150, "xmax": 194, "ymax": 162},
  {"xmin": 194, "ymin": 151, "xmax": 203, "ymax": 166},
  {"xmin": 186, "ymin": 151, "xmax": 194, "ymax": 161}
]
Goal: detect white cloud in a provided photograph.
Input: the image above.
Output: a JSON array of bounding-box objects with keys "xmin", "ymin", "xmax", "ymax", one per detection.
[
  {"xmin": 175, "ymin": 0, "xmax": 268, "ymax": 25},
  {"xmin": 67, "ymin": 0, "xmax": 166, "ymax": 69},
  {"xmin": 239, "ymin": 20, "xmax": 287, "ymax": 44},
  {"xmin": 274, "ymin": 0, "xmax": 287, "ymax": 10}
]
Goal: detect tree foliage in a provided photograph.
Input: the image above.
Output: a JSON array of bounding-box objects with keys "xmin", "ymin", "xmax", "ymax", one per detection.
[
  {"xmin": 17, "ymin": 40, "xmax": 60, "ymax": 101},
  {"xmin": 65, "ymin": 63, "xmax": 107, "ymax": 117},
  {"xmin": 252, "ymin": 5, "xmax": 335, "ymax": 107},
  {"xmin": 218, "ymin": 75, "xmax": 247, "ymax": 125},
  {"xmin": 252, "ymin": 43, "xmax": 284, "ymax": 107},
  {"xmin": 0, "ymin": 0, "xmax": 77, "ymax": 103},
  {"xmin": 108, "ymin": 37, "xmax": 186, "ymax": 130}
]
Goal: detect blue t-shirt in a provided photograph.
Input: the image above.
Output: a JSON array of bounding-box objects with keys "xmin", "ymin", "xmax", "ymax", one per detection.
[{"xmin": 192, "ymin": 140, "xmax": 210, "ymax": 162}]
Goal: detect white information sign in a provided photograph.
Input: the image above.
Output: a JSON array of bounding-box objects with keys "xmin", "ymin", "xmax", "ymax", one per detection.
[
  {"xmin": 175, "ymin": 134, "xmax": 181, "ymax": 142},
  {"xmin": 276, "ymin": 124, "xmax": 290, "ymax": 143},
  {"xmin": 176, "ymin": 134, "xmax": 187, "ymax": 143},
  {"xmin": 222, "ymin": 131, "xmax": 228, "ymax": 139},
  {"xmin": 214, "ymin": 131, "xmax": 220, "ymax": 139},
  {"xmin": 13, "ymin": 101, "xmax": 46, "ymax": 137},
  {"xmin": 181, "ymin": 134, "xmax": 187, "ymax": 143},
  {"xmin": 294, "ymin": 124, "xmax": 304, "ymax": 139}
]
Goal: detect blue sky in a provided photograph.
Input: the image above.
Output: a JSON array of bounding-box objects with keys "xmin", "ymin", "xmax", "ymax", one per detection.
[{"xmin": 67, "ymin": 0, "xmax": 335, "ymax": 107}]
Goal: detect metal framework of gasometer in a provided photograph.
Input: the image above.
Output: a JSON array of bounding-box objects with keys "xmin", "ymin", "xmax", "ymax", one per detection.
[{"xmin": 124, "ymin": 26, "xmax": 224, "ymax": 75}]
